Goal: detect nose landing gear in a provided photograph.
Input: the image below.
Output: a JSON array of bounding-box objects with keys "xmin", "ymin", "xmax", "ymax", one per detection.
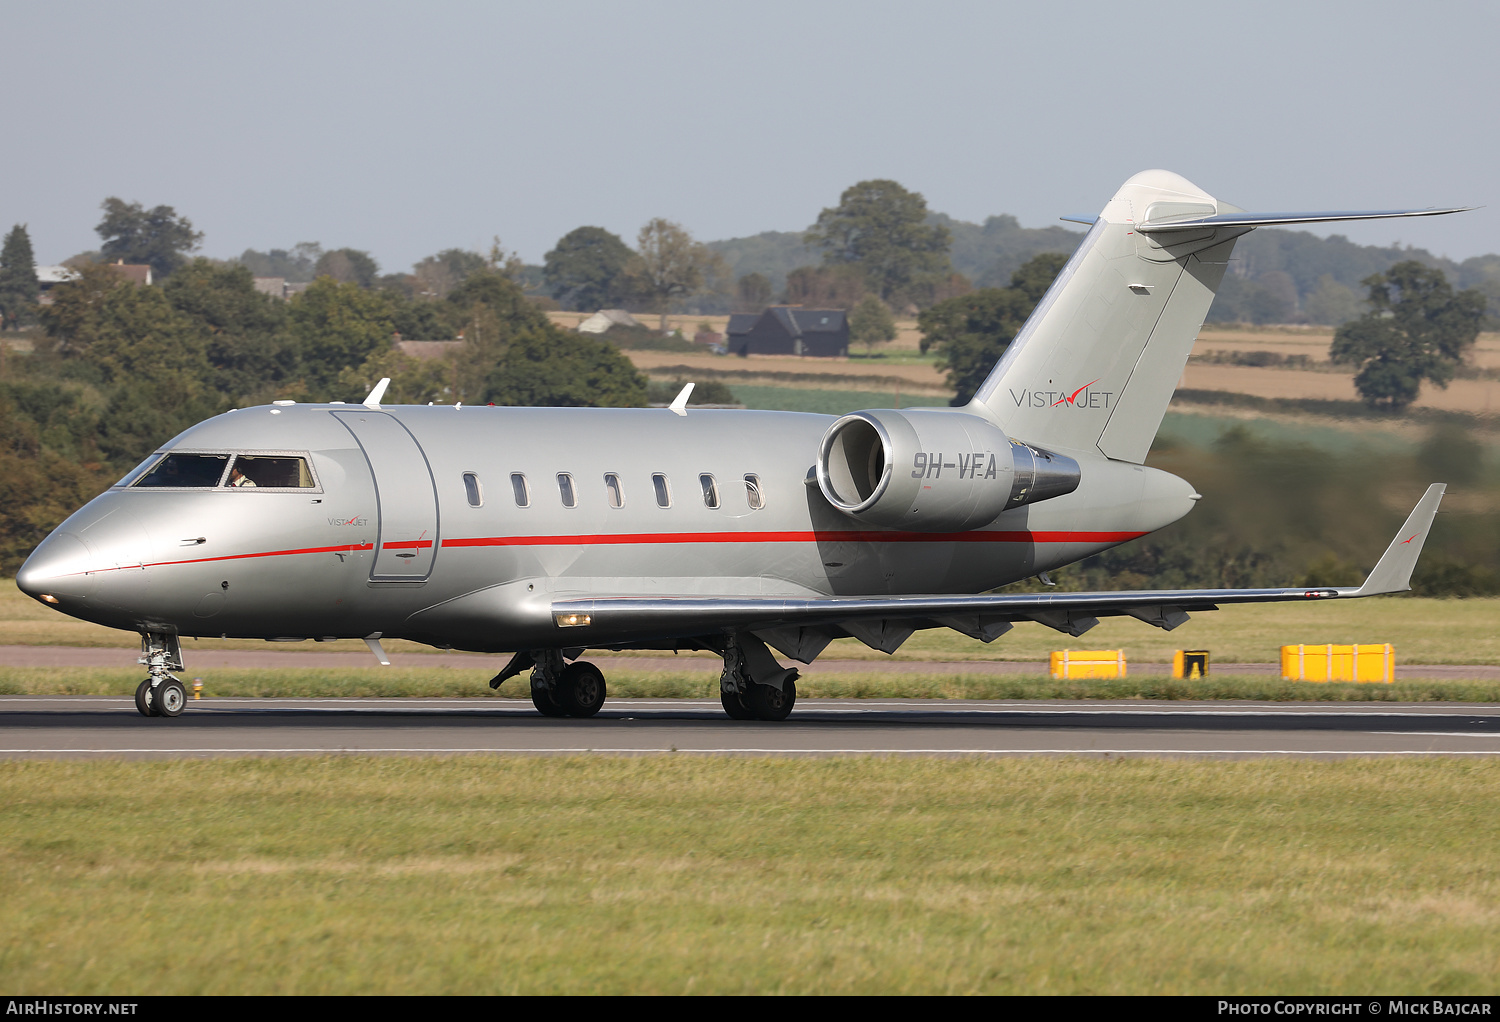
[{"xmin": 134, "ymin": 633, "xmax": 187, "ymax": 718}]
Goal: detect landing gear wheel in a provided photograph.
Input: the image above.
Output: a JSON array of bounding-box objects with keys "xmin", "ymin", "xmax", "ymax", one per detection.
[
  {"xmin": 747, "ymin": 679, "xmax": 796, "ymax": 722},
  {"xmin": 557, "ymin": 661, "xmax": 607, "ymax": 718},
  {"xmin": 531, "ymin": 681, "xmax": 568, "ymax": 717},
  {"xmin": 154, "ymin": 679, "xmax": 187, "ymax": 718},
  {"xmin": 134, "ymin": 679, "xmax": 157, "ymax": 717},
  {"xmin": 720, "ymin": 687, "xmax": 753, "ymax": 720}
]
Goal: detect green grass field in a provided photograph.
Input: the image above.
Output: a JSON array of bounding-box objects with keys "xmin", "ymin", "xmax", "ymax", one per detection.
[
  {"xmin": 5, "ymin": 755, "xmax": 1500, "ymax": 994},
  {"xmin": 4, "ymin": 587, "xmax": 1497, "ymax": 665},
  {"xmin": 4, "ymin": 665, "xmax": 1500, "ymax": 702}
]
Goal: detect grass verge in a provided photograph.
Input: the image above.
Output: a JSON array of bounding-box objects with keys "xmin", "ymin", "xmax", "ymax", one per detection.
[
  {"xmin": 6, "ymin": 588, "xmax": 1500, "ymax": 665},
  {"xmin": 4, "ymin": 755, "xmax": 1500, "ymax": 994},
  {"xmin": 5, "ymin": 666, "xmax": 1500, "ymax": 701}
]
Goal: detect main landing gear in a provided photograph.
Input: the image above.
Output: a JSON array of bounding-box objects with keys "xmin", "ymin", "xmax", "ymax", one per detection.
[
  {"xmin": 488, "ymin": 649, "xmax": 608, "ymax": 718},
  {"xmin": 719, "ymin": 634, "xmax": 798, "ymax": 722},
  {"xmin": 134, "ymin": 633, "xmax": 187, "ymax": 718}
]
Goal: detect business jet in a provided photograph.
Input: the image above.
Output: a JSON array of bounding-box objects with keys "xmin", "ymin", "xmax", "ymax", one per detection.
[{"xmin": 15, "ymin": 171, "xmax": 1465, "ymax": 720}]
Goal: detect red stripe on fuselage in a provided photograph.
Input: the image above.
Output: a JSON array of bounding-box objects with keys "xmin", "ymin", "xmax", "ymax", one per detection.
[
  {"xmin": 440, "ymin": 529, "xmax": 1145, "ymax": 548},
  {"xmin": 58, "ymin": 531, "xmax": 1143, "ymax": 578}
]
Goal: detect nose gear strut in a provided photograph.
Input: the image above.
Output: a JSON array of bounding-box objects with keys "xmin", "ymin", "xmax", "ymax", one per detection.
[{"xmin": 135, "ymin": 633, "xmax": 187, "ymax": 718}]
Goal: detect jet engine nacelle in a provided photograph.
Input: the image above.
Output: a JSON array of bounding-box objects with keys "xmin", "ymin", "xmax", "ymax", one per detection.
[{"xmin": 815, "ymin": 408, "xmax": 1081, "ymax": 531}]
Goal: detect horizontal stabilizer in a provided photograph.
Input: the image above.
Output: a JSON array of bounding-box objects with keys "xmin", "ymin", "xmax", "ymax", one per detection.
[
  {"xmin": 1138, "ymin": 207, "xmax": 1475, "ymax": 233},
  {"xmin": 1354, "ymin": 483, "xmax": 1446, "ymax": 596}
]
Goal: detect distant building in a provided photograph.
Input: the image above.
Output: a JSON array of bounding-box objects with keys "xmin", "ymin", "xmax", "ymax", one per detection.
[
  {"xmin": 577, "ymin": 309, "xmax": 642, "ymax": 334},
  {"xmin": 253, "ymin": 277, "xmax": 287, "ymax": 300},
  {"xmin": 34, "ymin": 266, "xmax": 79, "ymax": 305},
  {"xmin": 107, "ymin": 260, "xmax": 152, "ymax": 286},
  {"xmin": 726, "ymin": 306, "xmax": 848, "ymax": 358}
]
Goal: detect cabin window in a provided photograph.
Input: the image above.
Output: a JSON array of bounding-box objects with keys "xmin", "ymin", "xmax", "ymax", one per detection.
[
  {"xmin": 463, "ymin": 472, "xmax": 483, "ymax": 507},
  {"xmin": 511, "ymin": 473, "xmax": 530, "ymax": 507},
  {"xmin": 699, "ymin": 473, "xmax": 720, "ymax": 509},
  {"xmin": 224, "ymin": 455, "xmax": 315, "ymax": 489},
  {"xmin": 652, "ymin": 473, "xmax": 671, "ymax": 508},
  {"xmin": 133, "ymin": 453, "xmax": 230, "ymax": 488},
  {"xmin": 605, "ymin": 473, "xmax": 624, "ymax": 508},
  {"xmin": 745, "ymin": 474, "xmax": 764, "ymax": 510},
  {"xmin": 557, "ymin": 473, "xmax": 576, "ymax": 508}
]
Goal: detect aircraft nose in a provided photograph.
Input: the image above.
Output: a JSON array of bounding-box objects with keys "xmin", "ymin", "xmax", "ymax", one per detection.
[{"xmin": 16, "ymin": 532, "xmax": 98, "ymax": 603}]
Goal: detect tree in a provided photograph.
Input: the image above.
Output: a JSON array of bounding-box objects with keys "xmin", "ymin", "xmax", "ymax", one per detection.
[
  {"xmin": 95, "ymin": 198, "xmax": 203, "ymax": 278},
  {"xmin": 543, "ymin": 227, "xmax": 632, "ymax": 311},
  {"xmin": 237, "ymin": 242, "xmax": 323, "ymax": 283},
  {"xmin": 313, "ymin": 248, "xmax": 380, "ymax": 289},
  {"xmin": 804, "ymin": 179, "xmax": 952, "ymax": 303},
  {"xmin": 1303, "ymin": 274, "xmax": 1361, "ymax": 326},
  {"xmin": 408, "ymin": 248, "xmax": 488, "ymax": 300},
  {"xmin": 783, "ymin": 265, "xmax": 865, "ymax": 310},
  {"xmin": 163, "ymin": 259, "xmax": 293, "ymax": 399},
  {"xmin": 1330, "ymin": 260, "xmax": 1485, "ymax": 411},
  {"xmin": 849, "ymin": 294, "xmax": 897, "ymax": 352},
  {"xmin": 286, "ymin": 278, "xmax": 397, "ymax": 396},
  {"xmin": 623, "ymin": 218, "xmax": 728, "ymax": 330},
  {"xmin": 918, "ymin": 252, "xmax": 1065, "ymax": 404},
  {"xmin": 0, "ymin": 224, "xmax": 37, "ymax": 330},
  {"xmin": 734, "ymin": 272, "xmax": 772, "ymax": 313}
]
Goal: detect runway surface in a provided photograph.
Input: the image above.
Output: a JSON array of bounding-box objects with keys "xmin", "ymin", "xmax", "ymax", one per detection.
[
  {"xmin": 6, "ymin": 696, "xmax": 1500, "ymax": 759},
  {"xmin": 4, "ymin": 645, "xmax": 1499, "ymax": 679}
]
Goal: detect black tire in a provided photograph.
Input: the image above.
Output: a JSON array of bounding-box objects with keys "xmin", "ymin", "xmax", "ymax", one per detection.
[
  {"xmin": 747, "ymin": 679, "xmax": 796, "ymax": 722},
  {"xmin": 720, "ymin": 686, "xmax": 753, "ymax": 720},
  {"xmin": 155, "ymin": 679, "xmax": 187, "ymax": 718},
  {"xmin": 557, "ymin": 661, "xmax": 607, "ymax": 718},
  {"xmin": 531, "ymin": 679, "xmax": 568, "ymax": 717},
  {"xmin": 134, "ymin": 679, "xmax": 157, "ymax": 717}
]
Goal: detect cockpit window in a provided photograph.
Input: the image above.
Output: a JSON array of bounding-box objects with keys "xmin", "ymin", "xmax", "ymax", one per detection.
[
  {"xmin": 133, "ymin": 454, "xmax": 230, "ymax": 488},
  {"xmin": 115, "ymin": 454, "xmax": 164, "ymax": 488},
  {"xmin": 225, "ymin": 455, "xmax": 315, "ymax": 489}
]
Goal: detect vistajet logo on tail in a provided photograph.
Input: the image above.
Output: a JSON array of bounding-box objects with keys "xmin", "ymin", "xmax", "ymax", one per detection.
[{"xmin": 1009, "ymin": 380, "xmax": 1115, "ymax": 410}]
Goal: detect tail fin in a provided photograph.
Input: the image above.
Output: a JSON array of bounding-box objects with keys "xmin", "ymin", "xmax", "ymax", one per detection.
[
  {"xmin": 969, "ymin": 170, "xmax": 1243, "ymax": 463},
  {"xmin": 969, "ymin": 170, "xmax": 1473, "ymax": 463}
]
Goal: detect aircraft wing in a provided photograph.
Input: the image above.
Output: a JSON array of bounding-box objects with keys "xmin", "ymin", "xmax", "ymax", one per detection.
[{"xmin": 551, "ymin": 485, "xmax": 1445, "ymax": 657}]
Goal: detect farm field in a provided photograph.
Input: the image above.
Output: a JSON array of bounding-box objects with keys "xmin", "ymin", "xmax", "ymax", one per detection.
[
  {"xmin": 602, "ymin": 318, "xmax": 1500, "ymax": 417},
  {"xmin": 5, "ymin": 755, "xmax": 1500, "ymax": 994}
]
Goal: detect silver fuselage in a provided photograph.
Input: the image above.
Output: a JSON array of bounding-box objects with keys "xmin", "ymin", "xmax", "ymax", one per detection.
[{"xmin": 16, "ymin": 403, "xmax": 1195, "ymax": 652}]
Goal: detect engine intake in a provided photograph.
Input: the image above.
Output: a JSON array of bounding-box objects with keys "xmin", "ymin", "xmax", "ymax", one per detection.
[{"xmin": 816, "ymin": 409, "xmax": 1080, "ymax": 532}]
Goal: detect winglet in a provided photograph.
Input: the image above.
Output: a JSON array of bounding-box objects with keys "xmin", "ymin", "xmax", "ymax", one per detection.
[
  {"xmin": 363, "ymin": 378, "xmax": 390, "ymax": 410},
  {"xmin": 1353, "ymin": 483, "xmax": 1446, "ymax": 596},
  {"xmin": 669, "ymin": 382, "xmax": 694, "ymax": 416}
]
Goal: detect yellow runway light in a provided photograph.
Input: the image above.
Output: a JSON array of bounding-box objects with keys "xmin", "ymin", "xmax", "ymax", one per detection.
[
  {"xmin": 1050, "ymin": 650, "xmax": 1126, "ymax": 679},
  {"xmin": 1281, "ymin": 644, "xmax": 1394, "ymax": 683}
]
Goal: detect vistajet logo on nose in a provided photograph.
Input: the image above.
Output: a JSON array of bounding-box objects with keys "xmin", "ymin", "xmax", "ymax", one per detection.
[{"xmin": 1009, "ymin": 381, "xmax": 1115, "ymax": 410}]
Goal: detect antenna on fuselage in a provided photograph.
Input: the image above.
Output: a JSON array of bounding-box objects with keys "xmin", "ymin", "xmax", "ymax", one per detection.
[
  {"xmin": 363, "ymin": 377, "xmax": 390, "ymax": 410},
  {"xmin": 669, "ymin": 381, "xmax": 694, "ymax": 417}
]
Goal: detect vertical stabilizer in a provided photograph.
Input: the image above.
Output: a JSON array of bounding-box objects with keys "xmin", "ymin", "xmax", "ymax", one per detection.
[{"xmin": 969, "ymin": 170, "xmax": 1248, "ymax": 463}]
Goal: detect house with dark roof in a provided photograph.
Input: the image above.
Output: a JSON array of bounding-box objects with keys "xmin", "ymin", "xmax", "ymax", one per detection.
[{"xmin": 725, "ymin": 306, "xmax": 848, "ymax": 358}]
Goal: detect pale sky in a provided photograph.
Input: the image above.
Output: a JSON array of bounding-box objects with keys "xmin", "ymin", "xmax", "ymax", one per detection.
[{"xmin": 8, "ymin": 0, "xmax": 1498, "ymax": 271}]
